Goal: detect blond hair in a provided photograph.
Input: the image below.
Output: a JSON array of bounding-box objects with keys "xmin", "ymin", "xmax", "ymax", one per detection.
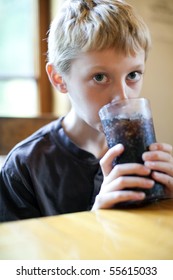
[{"xmin": 47, "ymin": 0, "xmax": 151, "ymax": 74}]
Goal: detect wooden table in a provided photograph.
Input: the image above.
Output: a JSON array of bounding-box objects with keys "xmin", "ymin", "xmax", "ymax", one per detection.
[{"xmin": 0, "ymin": 199, "xmax": 173, "ymax": 260}]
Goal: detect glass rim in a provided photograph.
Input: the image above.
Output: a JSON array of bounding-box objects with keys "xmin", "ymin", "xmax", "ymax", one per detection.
[{"xmin": 99, "ymin": 97, "xmax": 150, "ymax": 113}]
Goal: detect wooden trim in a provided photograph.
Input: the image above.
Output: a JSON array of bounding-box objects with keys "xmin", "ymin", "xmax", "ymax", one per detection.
[{"xmin": 38, "ymin": 0, "xmax": 52, "ymax": 113}]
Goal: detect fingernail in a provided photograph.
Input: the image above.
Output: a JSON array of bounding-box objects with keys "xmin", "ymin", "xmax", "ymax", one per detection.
[
  {"xmin": 135, "ymin": 192, "xmax": 146, "ymax": 200},
  {"xmin": 145, "ymin": 161, "xmax": 155, "ymax": 167}
]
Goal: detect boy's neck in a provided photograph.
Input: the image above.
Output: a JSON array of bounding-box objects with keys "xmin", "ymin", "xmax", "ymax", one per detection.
[{"xmin": 62, "ymin": 109, "xmax": 108, "ymax": 159}]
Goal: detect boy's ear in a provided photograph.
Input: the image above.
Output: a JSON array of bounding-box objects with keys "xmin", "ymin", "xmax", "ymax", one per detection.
[{"xmin": 46, "ymin": 63, "xmax": 68, "ymax": 93}]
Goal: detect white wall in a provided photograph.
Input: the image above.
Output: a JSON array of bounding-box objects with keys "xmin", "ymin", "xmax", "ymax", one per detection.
[{"xmin": 128, "ymin": 0, "xmax": 173, "ymax": 145}]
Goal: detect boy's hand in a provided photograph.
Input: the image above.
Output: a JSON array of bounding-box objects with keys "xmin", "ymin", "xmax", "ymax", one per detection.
[
  {"xmin": 143, "ymin": 142, "xmax": 173, "ymax": 197},
  {"xmin": 92, "ymin": 144, "xmax": 154, "ymax": 210}
]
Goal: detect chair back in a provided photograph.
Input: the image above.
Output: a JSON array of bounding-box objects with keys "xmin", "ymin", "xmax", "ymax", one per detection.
[{"xmin": 0, "ymin": 115, "xmax": 57, "ymax": 155}]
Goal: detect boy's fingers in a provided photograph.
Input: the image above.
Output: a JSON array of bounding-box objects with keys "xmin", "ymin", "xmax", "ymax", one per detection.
[
  {"xmin": 101, "ymin": 176, "xmax": 154, "ymax": 193},
  {"xmin": 149, "ymin": 143, "xmax": 173, "ymax": 154},
  {"xmin": 100, "ymin": 144, "xmax": 124, "ymax": 176},
  {"xmin": 92, "ymin": 190, "xmax": 145, "ymax": 210}
]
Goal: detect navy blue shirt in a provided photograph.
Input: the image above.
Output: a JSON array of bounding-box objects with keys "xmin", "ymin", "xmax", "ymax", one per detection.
[{"xmin": 0, "ymin": 117, "xmax": 103, "ymax": 222}]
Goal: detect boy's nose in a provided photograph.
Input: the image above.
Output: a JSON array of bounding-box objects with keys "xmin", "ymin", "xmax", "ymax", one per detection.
[{"xmin": 111, "ymin": 81, "xmax": 128, "ymax": 102}]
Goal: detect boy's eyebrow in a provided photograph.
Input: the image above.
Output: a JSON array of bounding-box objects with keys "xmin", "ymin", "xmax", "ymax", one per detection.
[
  {"xmin": 130, "ymin": 64, "xmax": 145, "ymax": 70},
  {"xmin": 84, "ymin": 63, "xmax": 145, "ymax": 72}
]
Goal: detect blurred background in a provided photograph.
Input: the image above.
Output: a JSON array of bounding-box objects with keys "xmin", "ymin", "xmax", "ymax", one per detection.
[{"xmin": 0, "ymin": 0, "xmax": 173, "ymax": 145}]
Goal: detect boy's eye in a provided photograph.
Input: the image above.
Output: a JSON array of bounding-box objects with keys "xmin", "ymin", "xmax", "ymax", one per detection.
[
  {"xmin": 127, "ymin": 71, "xmax": 143, "ymax": 82},
  {"xmin": 93, "ymin": 74, "xmax": 108, "ymax": 83}
]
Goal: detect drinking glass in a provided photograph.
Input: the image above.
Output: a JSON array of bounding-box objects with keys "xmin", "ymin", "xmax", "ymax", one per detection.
[{"xmin": 99, "ymin": 98, "xmax": 165, "ymax": 207}]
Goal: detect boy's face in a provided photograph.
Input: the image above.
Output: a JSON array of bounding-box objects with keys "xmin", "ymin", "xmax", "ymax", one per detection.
[{"xmin": 63, "ymin": 48, "xmax": 145, "ymax": 131}]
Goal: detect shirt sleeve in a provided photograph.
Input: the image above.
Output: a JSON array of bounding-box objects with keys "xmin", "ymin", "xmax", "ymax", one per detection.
[{"xmin": 0, "ymin": 161, "xmax": 41, "ymax": 222}]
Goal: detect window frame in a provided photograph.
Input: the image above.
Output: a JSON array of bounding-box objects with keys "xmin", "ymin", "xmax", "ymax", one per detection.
[{"xmin": 38, "ymin": 0, "xmax": 53, "ymax": 114}]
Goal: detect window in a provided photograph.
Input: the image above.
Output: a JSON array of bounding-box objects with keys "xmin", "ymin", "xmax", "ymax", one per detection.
[{"xmin": 0, "ymin": 0, "xmax": 52, "ymax": 116}]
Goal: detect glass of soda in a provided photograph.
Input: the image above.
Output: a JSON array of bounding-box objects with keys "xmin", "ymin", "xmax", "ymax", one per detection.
[{"xmin": 99, "ymin": 98, "xmax": 166, "ymax": 207}]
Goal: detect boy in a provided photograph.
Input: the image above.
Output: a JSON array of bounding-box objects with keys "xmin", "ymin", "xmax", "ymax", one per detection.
[{"xmin": 0, "ymin": 0, "xmax": 173, "ymax": 222}]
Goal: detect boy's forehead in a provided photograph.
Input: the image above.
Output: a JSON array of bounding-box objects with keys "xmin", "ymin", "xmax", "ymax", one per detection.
[{"xmin": 72, "ymin": 48, "xmax": 145, "ymax": 67}]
